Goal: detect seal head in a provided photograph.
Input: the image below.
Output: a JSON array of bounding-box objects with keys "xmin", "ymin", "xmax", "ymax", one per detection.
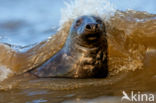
[{"xmin": 32, "ymin": 16, "xmax": 108, "ymax": 78}]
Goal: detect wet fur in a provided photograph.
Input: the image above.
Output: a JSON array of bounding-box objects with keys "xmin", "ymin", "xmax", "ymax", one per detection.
[{"xmin": 31, "ymin": 16, "xmax": 108, "ymax": 78}]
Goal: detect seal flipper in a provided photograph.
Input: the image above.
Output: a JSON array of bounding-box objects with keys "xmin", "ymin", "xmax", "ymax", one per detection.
[{"xmin": 31, "ymin": 49, "xmax": 74, "ymax": 78}]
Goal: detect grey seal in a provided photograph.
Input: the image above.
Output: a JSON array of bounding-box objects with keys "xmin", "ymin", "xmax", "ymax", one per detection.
[{"xmin": 31, "ymin": 16, "xmax": 108, "ymax": 78}]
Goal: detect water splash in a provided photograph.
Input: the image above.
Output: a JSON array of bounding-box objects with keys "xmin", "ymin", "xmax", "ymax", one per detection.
[
  {"xmin": 10, "ymin": 43, "xmax": 37, "ymax": 52},
  {"xmin": 0, "ymin": 66, "xmax": 12, "ymax": 82},
  {"xmin": 60, "ymin": 0, "xmax": 116, "ymax": 26}
]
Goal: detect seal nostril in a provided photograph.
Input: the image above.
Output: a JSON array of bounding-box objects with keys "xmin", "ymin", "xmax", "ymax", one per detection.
[
  {"xmin": 86, "ymin": 23, "xmax": 100, "ymax": 31},
  {"xmin": 95, "ymin": 24, "xmax": 98, "ymax": 29},
  {"xmin": 86, "ymin": 24, "xmax": 91, "ymax": 30}
]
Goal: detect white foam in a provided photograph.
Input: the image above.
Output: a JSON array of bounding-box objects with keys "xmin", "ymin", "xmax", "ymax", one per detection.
[
  {"xmin": 60, "ymin": 0, "xmax": 116, "ymax": 26},
  {"xmin": 0, "ymin": 66, "xmax": 12, "ymax": 82}
]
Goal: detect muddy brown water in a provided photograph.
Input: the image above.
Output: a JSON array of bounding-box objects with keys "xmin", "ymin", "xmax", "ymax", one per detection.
[{"xmin": 0, "ymin": 10, "xmax": 156, "ymax": 103}]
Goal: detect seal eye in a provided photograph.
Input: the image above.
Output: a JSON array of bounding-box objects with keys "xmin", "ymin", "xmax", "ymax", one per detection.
[
  {"xmin": 75, "ymin": 19, "xmax": 82, "ymax": 27},
  {"xmin": 96, "ymin": 19, "xmax": 102, "ymax": 24}
]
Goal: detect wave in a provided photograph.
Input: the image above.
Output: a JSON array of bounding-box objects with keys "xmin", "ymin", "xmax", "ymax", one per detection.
[{"xmin": 0, "ymin": 0, "xmax": 156, "ymax": 90}]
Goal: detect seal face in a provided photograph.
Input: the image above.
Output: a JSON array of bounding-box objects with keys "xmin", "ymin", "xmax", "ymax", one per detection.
[{"xmin": 31, "ymin": 16, "xmax": 108, "ymax": 78}]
